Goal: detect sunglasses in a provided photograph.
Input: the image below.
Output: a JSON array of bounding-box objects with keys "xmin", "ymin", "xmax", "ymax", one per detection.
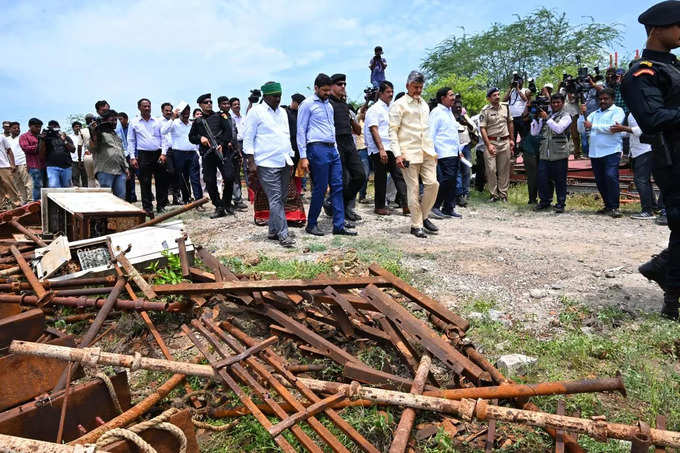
[
  {"xmin": 202, "ymin": 100, "xmax": 213, "ymax": 104},
  {"xmin": 336, "ymin": 82, "xmax": 346, "ymax": 86}
]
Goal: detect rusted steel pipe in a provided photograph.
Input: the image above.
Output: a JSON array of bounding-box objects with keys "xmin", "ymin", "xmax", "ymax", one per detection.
[
  {"xmin": 0, "ymin": 293, "xmax": 171, "ymax": 311},
  {"xmin": 175, "ymin": 233, "xmax": 190, "ymax": 278},
  {"xmin": 0, "ymin": 275, "xmax": 119, "ymax": 290},
  {"xmin": 10, "ymin": 245, "xmax": 53, "ymax": 305},
  {"xmin": 132, "ymin": 196, "xmax": 209, "ymax": 229},
  {"xmin": 9, "ymin": 219, "xmax": 47, "ymax": 247},
  {"xmin": 389, "ymin": 354, "xmax": 432, "ymax": 453},
  {"xmin": 54, "ymin": 287, "xmax": 115, "ymax": 296},
  {"xmin": 210, "ymin": 398, "xmax": 378, "ymax": 417},
  {"xmin": 288, "ymin": 363, "xmax": 326, "ymax": 374},
  {"xmin": 0, "ymin": 433, "xmax": 109, "ymax": 452},
  {"xmin": 0, "ymin": 249, "xmax": 34, "ymax": 264}
]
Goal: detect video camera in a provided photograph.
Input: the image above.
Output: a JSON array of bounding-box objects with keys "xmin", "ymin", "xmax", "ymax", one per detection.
[
  {"xmin": 248, "ymin": 89, "xmax": 261, "ymax": 103},
  {"xmin": 511, "ymin": 71, "xmax": 523, "ymax": 88},
  {"xmin": 364, "ymin": 86, "xmax": 378, "ymax": 103},
  {"xmin": 527, "ymin": 78, "xmax": 537, "ymax": 94},
  {"xmin": 41, "ymin": 126, "xmax": 61, "ymax": 139},
  {"xmin": 529, "ymin": 96, "xmax": 550, "ymax": 116},
  {"xmin": 562, "ymin": 56, "xmax": 601, "ymax": 98}
]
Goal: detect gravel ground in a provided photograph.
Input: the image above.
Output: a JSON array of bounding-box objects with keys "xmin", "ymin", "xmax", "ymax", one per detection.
[{"xmin": 179, "ymin": 192, "xmax": 668, "ymax": 334}]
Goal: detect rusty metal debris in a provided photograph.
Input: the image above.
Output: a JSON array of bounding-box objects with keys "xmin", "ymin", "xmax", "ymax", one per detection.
[{"xmin": 0, "ymin": 199, "xmax": 678, "ymax": 452}]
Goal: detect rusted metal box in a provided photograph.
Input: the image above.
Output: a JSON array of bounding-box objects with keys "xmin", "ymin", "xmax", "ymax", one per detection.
[{"xmin": 40, "ymin": 188, "xmax": 146, "ymax": 240}]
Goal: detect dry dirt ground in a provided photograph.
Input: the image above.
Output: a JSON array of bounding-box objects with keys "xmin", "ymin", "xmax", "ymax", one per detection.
[{"xmin": 179, "ymin": 189, "xmax": 668, "ymax": 335}]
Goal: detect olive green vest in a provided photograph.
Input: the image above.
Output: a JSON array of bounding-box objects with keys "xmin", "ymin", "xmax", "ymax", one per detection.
[{"xmin": 539, "ymin": 110, "xmax": 572, "ymax": 161}]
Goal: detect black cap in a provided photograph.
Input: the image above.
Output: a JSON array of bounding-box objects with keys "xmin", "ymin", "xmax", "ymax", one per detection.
[
  {"xmin": 28, "ymin": 118, "xmax": 42, "ymax": 126},
  {"xmin": 331, "ymin": 73, "xmax": 346, "ymax": 84},
  {"xmin": 639, "ymin": 1, "xmax": 680, "ymax": 26},
  {"xmin": 217, "ymin": 96, "xmax": 229, "ymax": 103},
  {"xmin": 196, "ymin": 93, "xmax": 211, "ymax": 104},
  {"xmin": 291, "ymin": 93, "xmax": 305, "ymax": 104}
]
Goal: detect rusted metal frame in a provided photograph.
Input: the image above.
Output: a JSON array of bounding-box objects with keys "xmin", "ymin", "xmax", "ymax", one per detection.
[
  {"xmin": 0, "ymin": 293, "xmax": 171, "ymax": 311},
  {"xmin": 361, "ymin": 285, "xmax": 487, "ymax": 382},
  {"xmin": 343, "ymin": 360, "xmax": 435, "ymax": 391},
  {"xmin": 555, "ymin": 399, "xmax": 565, "ymax": 453},
  {"xmin": 268, "ymin": 391, "xmax": 348, "ymax": 437},
  {"xmin": 153, "ymin": 275, "xmax": 391, "ymax": 294},
  {"xmin": 302, "ymin": 289, "xmax": 377, "ymax": 312},
  {"xmin": 101, "ymin": 408, "xmax": 199, "ymax": 453},
  {"xmin": 302, "ymin": 306, "xmax": 388, "ymax": 341},
  {"xmin": 175, "ymin": 233, "xmax": 191, "ymax": 278},
  {"xmin": 655, "ymin": 415, "xmax": 666, "ymax": 453},
  {"xmin": 322, "ymin": 285, "xmax": 370, "ymax": 323},
  {"xmin": 191, "ymin": 319, "xmax": 325, "ymax": 453},
  {"xmin": 377, "ymin": 315, "xmax": 418, "ymax": 375},
  {"xmin": 288, "ymin": 363, "xmax": 325, "ymax": 373},
  {"xmin": 9, "ymin": 219, "xmax": 48, "ymax": 247},
  {"xmin": 219, "ymin": 319, "xmax": 381, "ymax": 453},
  {"xmin": 368, "ymin": 263, "xmax": 469, "ymax": 331},
  {"xmin": 202, "ymin": 319, "xmax": 353, "ymax": 453},
  {"xmin": 0, "ymin": 308, "xmax": 45, "ymax": 355},
  {"xmin": 132, "ymin": 196, "xmax": 209, "ymax": 228},
  {"xmin": 53, "ymin": 276, "xmax": 127, "ymax": 392},
  {"xmin": 0, "ymin": 372, "xmax": 131, "ymax": 443},
  {"xmin": 211, "ymin": 335, "xmax": 278, "ymax": 369},
  {"xmin": 260, "ymin": 290, "xmax": 296, "ymax": 310},
  {"xmin": 386, "ymin": 317, "xmax": 443, "ymax": 388},
  {"xmin": 388, "ymin": 354, "xmax": 431, "ymax": 453},
  {"xmin": 55, "ymin": 363, "xmax": 75, "ymax": 443},
  {"xmin": 180, "ymin": 323, "xmax": 299, "ymax": 453},
  {"xmin": 329, "ymin": 304, "xmax": 356, "ymax": 337},
  {"xmin": 116, "ymin": 252, "xmax": 157, "ymax": 300},
  {"xmin": 10, "ymin": 244, "xmax": 53, "ymax": 305},
  {"xmin": 194, "ymin": 246, "xmax": 254, "ymax": 304}
]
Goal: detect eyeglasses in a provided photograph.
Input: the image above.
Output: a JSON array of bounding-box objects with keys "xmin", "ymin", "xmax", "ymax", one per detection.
[{"xmin": 202, "ymin": 100, "xmax": 213, "ymax": 104}]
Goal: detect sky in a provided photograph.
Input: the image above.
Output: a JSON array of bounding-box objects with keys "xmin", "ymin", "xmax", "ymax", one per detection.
[{"xmin": 0, "ymin": 0, "xmax": 651, "ymax": 129}]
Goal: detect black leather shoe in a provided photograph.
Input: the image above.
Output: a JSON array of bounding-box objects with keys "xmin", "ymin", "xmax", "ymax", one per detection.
[
  {"xmin": 457, "ymin": 196, "xmax": 468, "ymax": 207},
  {"xmin": 234, "ymin": 201, "xmax": 247, "ymax": 209},
  {"xmin": 554, "ymin": 205, "xmax": 565, "ymax": 214},
  {"xmin": 410, "ymin": 227, "xmax": 427, "ymax": 238},
  {"xmin": 279, "ymin": 236, "xmax": 296, "ymax": 248},
  {"xmin": 534, "ymin": 204, "xmax": 551, "ymax": 211},
  {"xmin": 305, "ymin": 225, "xmax": 325, "ymax": 236},
  {"xmin": 210, "ymin": 208, "xmax": 226, "ymax": 219},
  {"xmin": 345, "ymin": 209, "xmax": 362, "ymax": 221},
  {"xmin": 344, "ymin": 220, "xmax": 356, "ymax": 229},
  {"xmin": 333, "ymin": 228, "xmax": 357, "ymax": 236},
  {"xmin": 610, "ymin": 209, "xmax": 622, "ymax": 218},
  {"xmin": 639, "ymin": 249, "xmax": 669, "ymax": 290},
  {"xmin": 662, "ymin": 291, "xmax": 680, "ymax": 320},
  {"xmin": 423, "ymin": 218, "xmax": 439, "ymax": 234}
]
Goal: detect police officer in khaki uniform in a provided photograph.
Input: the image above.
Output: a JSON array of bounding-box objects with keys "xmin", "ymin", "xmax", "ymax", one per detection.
[
  {"xmin": 479, "ymin": 87, "xmax": 515, "ymax": 201},
  {"xmin": 622, "ymin": 0, "xmax": 680, "ymax": 319}
]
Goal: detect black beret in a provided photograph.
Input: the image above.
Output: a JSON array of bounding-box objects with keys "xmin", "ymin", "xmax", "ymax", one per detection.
[
  {"xmin": 196, "ymin": 93, "xmax": 211, "ymax": 104},
  {"xmin": 331, "ymin": 73, "xmax": 346, "ymax": 84},
  {"xmin": 217, "ymin": 96, "xmax": 229, "ymax": 103},
  {"xmin": 639, "ymin": 1, "xmax": 680, "ymax": 26},
  {"xmin": 291, "ymin": 93, "xmax": 305, "ymax": 104}
]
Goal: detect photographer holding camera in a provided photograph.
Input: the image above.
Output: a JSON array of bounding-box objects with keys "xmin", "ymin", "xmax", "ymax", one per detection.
[
  {"xmin": 369, "ymin": 46, "xmax": 387, "ymax": 89},
  {"xmin": 88, "ymin": 109, "xmax": 129, "ymax": 199},
  {"xmin": 531, "ymin": 93, "xmax": 572, "ymax": 213},
  {"xmin": 246, "ymin": 89, "xmax": 261, "ymax": 115},
  {"xmin": 503, "ymin": 73, "xmax": 529, "ymax": 145},
  {"xmin": 39, "ymin": 120, "xmax": 75, "ymax": 188}
]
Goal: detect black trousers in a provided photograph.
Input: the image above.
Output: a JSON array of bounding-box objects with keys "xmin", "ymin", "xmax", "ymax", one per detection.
[
  {"xmin": 474, "ymin": 148, "xmax": 486, "ymax": 191},
  {"xmin": 523, "ymin": 152, "xmax": 539, "ymax": 202},
  {"xmin": 434, "ymin": 156, "xmax": 459, "ymax": 213},
  {"xmin": 371, "ymin": 151, "xmax": 407, "ymax": 209},
  {"xmin": 125, "ymin": 156, "xmax": 138, "ymax": 202},
  {"xmin": 653, "ymin": 162, "xmax": 680, "ymax": 290},
  {"xmin": 166, "ymin": 149, "xmax": 181, "ymax": 202},
  {"xmin": 337, "ymin": 134, "xmax": 366, "ymax": 205},
  {"xmin": 203, "ymin": 150, "xmax": 234, "ymax": 210},
  {"xmin": 138, "ymin": 150, "xmax": 168, "ymax": 213},
  {"xmin": 537, "ymin": 158, "xmax": 568, "ymax": 208}
]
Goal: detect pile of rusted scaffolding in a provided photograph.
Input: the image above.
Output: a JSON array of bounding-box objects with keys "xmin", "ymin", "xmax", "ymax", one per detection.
[{"xmin": 0, "ymin": 198, "xmax": 677, "ymax": 452}]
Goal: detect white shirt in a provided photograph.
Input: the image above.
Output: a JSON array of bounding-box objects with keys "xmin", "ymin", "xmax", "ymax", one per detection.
[
  {"xmin": 471, "ymin": 114, "xmax": 486, "ymax": 152},
  {"xmin": 68, "ymin": 133, "xmax": 83, "ymax": 162},
  {"xmin": 0, "ymin": 136, "xmax": 10, "ymax": 168},
  {"xmin": 364, "ymin": 99, "xmax": 391, "ymax": 155},
  {"xmin": 508, "ymin": 89, "xmax": 528, "ymax": 117},
  {"xmin": 530, "ymin": 111, "xmax": 572, "ymax": 136},
  {"xmin": 429, "ymin": 104, "xmax": 463, "ymax": 159},
  {"xmin": 161, "ymin": 118, "xmax": 197, "ymax": 152},
  {"xmin": 627, "ymin": 113, "xmax": 651, "ymax": 158},
  {"xmin": 243, "ymin": 103, "xmax": 293, "ymax": 168},
  {"xmin": 127, "ymin": 116, "xmax": 164, "ymax": 156},
  {"xmin": 159, "ymin": 117, "xmax": 173, "ymax": 152},
  {"xmin": 8, "ymin": 136, "xmax": 25, "ymax": 166},
  {"xmin": 232, "ymin": 113, "xmax": 246, "ymax": 141}
]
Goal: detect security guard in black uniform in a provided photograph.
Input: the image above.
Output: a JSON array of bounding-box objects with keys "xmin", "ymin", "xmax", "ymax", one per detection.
[{"xmin": 622, "ymin": 0, "xmax": 680, "ymax": 319}]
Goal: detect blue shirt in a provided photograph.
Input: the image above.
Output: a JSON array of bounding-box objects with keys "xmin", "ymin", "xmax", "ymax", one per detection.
[
  {"xmin": 116, "ymin": 123, "xmax": 128, "ymax": 153},
  {"xmin": 296, "ymin": 94, "xmax": 336, "ymax": 159},
  {"xmin": 370, "ymin": 56, "xmax": 386, "ymax": 84},
  {"xmin": 429, "ymin": 104, "xmax": 463, "ymax": 159},
  {"xmin": 577, "ymin": 105, "xmax": 625, "ymax": 158}
]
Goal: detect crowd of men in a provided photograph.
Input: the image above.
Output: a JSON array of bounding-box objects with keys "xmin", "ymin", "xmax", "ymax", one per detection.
[{"xmin": 0, "ymin": 45, "xmax": 663, "ymax": 250}]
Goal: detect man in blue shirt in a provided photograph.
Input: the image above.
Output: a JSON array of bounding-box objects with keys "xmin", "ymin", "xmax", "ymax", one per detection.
[
  {"xmin": 297, "ymin": 73, "xmax": 356, "ymax": 236},
  {"xmin": 369, "ymin": 46, "xmax": 387, "ymax": 89},
  {"xmin": 577, "ymin": 88, "xmax": 625, "ymax": 218}
]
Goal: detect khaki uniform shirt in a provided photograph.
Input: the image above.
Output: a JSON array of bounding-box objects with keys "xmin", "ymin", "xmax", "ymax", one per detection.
[
  {"xmin": 388, "ymin": 94, "xmax": 435, "ymax": 163},
  {"xmin": 479, "ymin": 102, "xmax": 510, "ymax": 138}
]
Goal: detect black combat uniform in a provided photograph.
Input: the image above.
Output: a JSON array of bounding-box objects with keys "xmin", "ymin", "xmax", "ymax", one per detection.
[
  {"xmin": 188, "ymin": 96, "xmax": 235, "ymax": 217},
  {"xmin": 621, "ymin": 0, "xmax": 680, "ymax": 319}
]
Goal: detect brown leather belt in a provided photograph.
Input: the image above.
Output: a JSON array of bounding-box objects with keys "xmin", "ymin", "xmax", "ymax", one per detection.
[{"xmin": 488, "ymin": 135, "xmax": 509, "ymax": 141}]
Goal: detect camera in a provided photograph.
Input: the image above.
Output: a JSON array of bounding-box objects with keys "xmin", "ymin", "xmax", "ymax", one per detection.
[
  {"xmin": 529, "ymin": 96, "xmax": 550, "ymax": 116},
  {"xmin": 528, "ymin": 78, "xmax": 537, "ymax": 94},
  {"xmin": 512, "ymin": 71, "xmax": 522, "ymax": 87},
  {"xmin": 41, "ymin": 126, "xmax": 60, "ymax": 139},
  {"xmin": 248, "ymin": 89, "xmax": 261, "ymax": 103},
  {"xmin": 364, "ymin": 86, "xmax": 378, "ymax": 103}
]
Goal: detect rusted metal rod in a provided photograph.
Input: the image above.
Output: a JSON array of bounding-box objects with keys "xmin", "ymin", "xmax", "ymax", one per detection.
[
  {"xmin": 0, "ymin": 293, "xmax": 171, "ymax": 311},
  {"xmin": 176, "ymin": 233, "xmax": 190, "ymax": 278},
  {"xmin": 288, "ymin": 363, "xmax": 326, "ymax": 374},
  {"xmin": 54, "ymin": 287, "xmax": 115, "ymax": 296},
  {"xmin": 132, "ymin": 196, "xmax": 209, "ymax": 229},
  {"xmin": 10, "ymin": 245, "xmax": 53, "ymax": 305},
  {"xmin": 389, "ymin": 354, "xmax": 431, "ymax": 453},
  {"xmin": 267, "ymin": 391, "xmax": 348, "ymax": 437},
  {"xmin": 209, "ymin": 398, "xmax": 378, "ymax": 418},
  {"xmin": 0, "ymin": 275, "xmax": 121, "ymax": 290},
  {"xmin": 9, "ymin": 219, "xmax": 47, "ymax": 247},
  {"xmin": 0, "ymin": 433, "xmax": 110, "ymax": 452},
  {"xmin": 0, "ymin": 249, "xmax": 34, "ymax": 264}
]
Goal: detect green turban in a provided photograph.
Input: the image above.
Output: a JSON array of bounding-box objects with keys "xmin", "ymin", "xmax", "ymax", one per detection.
[{"xmin": 261, "ymin": 81, "xmax": 282, "ymax": 95}]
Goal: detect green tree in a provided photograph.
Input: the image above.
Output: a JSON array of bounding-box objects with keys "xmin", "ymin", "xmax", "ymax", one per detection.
[
  {"xmin": 66, "ymin": 113, "xmax": 86, "ymax": 133},
  {"xmin": 423, "ymin": 73, "xmax": 488, "ymax": 116},
  {"xmin": 421, "ymin": 8, "xmax": 622, "ymax": 87}
]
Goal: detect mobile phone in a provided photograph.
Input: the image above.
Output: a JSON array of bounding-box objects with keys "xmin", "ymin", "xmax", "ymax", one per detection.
[{"xmin": 403, "ymin": 160, "xmax": 410, "ymax": 168}]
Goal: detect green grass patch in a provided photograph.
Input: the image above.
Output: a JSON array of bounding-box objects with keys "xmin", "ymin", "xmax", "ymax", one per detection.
[
  {"xmin": 351, "ymin": 238, "xmax": 412, "ymax": 281},
  {"xmin": 222, "ymin": 255, "xmax": 334, "ymax": 280}
]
